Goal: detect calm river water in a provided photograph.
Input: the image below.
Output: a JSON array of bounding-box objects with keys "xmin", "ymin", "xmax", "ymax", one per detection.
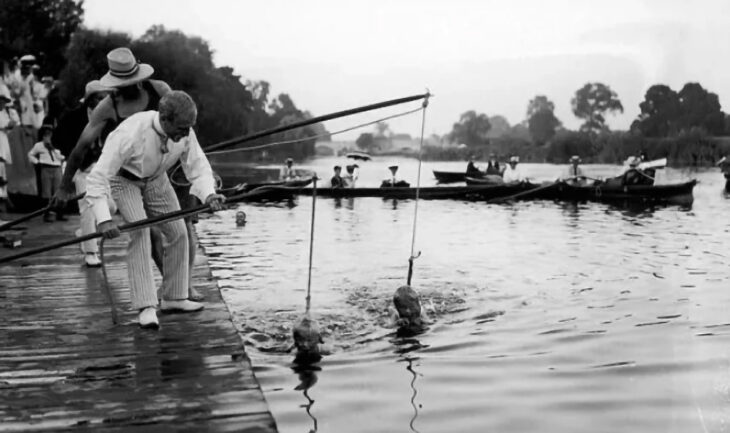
[{"xmin": 197, "ymin": 157, "xmax": 730, "ymax": 433}]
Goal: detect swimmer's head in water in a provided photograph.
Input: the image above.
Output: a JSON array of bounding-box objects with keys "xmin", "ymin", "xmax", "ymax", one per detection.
[
  {"xmin": 393, "ymin": 285, "xmax": 422, "ymax": 328},
  {"xmin": 293, "ymin": 315, "xmax": 323, "ymax": 364}
]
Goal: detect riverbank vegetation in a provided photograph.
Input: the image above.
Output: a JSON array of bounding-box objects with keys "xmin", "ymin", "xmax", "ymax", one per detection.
[
  {"xmin": 432, "ymin": 81, "xmax": 730, "ymax": 166},
  {"xmin": 0, "ymin": 0, "xmax": 327, "ymax": 162}
]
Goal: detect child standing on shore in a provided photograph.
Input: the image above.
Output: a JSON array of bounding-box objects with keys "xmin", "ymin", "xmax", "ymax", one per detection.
[{"xmin": 28, "ymin": 125, "xmax": 65, "ymax": 222}]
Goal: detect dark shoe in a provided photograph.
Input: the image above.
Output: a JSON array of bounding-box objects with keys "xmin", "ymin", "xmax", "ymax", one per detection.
[{"xmin": 188, "ymin": 287, "xmax": 205, "ymax": 302}]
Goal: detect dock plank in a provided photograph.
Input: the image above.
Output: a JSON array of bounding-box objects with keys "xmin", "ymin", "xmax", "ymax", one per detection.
[{"xmin": 0, "ymin": 216, "xmax": 277, "ymax": 432}]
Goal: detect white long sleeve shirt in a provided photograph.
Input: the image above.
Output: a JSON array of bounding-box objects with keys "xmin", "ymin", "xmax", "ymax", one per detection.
[
  {"xmin": 86, "ymin": 110, "xmax": 216, "ymax": 223},
  {"xmin": 502, "ymin": 164, "xmax": 526, "ymax": 183},
  {"xmin": 28, "ymin": 141, "xmax": 64, "ymax": 166}
]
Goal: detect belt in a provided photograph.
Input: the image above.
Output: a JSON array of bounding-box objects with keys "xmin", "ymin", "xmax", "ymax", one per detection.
[{"xmin": 118, "ymin": 168, "xmax": 158, "ymax": 182}]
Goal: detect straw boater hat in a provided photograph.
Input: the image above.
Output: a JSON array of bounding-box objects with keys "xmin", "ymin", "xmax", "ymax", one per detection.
[
  {"xmin": 99, "ymin": 48, "xmax": 154, "ymax": 88},
  {"xmin": 388, "ymin": 165, "xmax": 398, "ymax": 170},
  {"xmin": 509, "ymin": 156, "xmax": 519, "ymax": 163},
  {"xmin": 570, "ymin": 155, "xmax": 581, "ymax": 163}
]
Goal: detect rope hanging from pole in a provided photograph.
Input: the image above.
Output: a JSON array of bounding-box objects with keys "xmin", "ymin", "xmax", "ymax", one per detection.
[
  {"xmin": 406, "ymin": 92, "xmax": 430, "ymax": 286},
  {"xmin": 305, "ymin": 176, "xmax": 317, "ymax": 314}
]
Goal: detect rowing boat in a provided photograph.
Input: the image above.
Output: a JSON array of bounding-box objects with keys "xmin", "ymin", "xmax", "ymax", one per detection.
[
  {"xmin": 433, "ymin": 170, "xmax": 472, "ymax": 184},
  {"xmin": 543, "ymin": 180, "xmax": 697, "ymax": 203},
  {"xmin": 297, "ymin": 183, "xmax": 536, "ymax": 200}
]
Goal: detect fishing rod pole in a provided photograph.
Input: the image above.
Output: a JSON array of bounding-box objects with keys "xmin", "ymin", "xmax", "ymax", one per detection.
[
  {"xmin": 0, "ymin": 183, "xmax": 307, "ymax": 265},
  {"xmin": 204, "ymin": 92, "xmax": 431, "ymax": 153},
  {"xmin": 0, "ymin": 192, "xmax": 84, "ymax": 232}
]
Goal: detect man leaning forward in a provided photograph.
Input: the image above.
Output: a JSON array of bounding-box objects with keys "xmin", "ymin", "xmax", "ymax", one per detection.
[{"xmin": 86, "ymin": 91, "xmax": 225, "ymax": 329}]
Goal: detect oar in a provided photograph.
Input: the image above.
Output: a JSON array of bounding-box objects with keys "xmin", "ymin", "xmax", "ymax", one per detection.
[
  {"xmin": 0, "ymin": 192, "xmax": 85, "ymax": 232},
  {"xmin": 487, "ymin": 180, "xmax": 563, "ymax": 204},
  {"xmin": 0, "ymin": 183, "xmax": 306, "ymax": 265}
]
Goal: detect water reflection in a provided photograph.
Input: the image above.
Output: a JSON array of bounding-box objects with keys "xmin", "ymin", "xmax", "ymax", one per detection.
[
  {"xmin": 292, "ymin": 364, "xmax": 320, "ymax": 433},
  {"xmin": 405, "ymin": 358, "xmax": 422, "ymax": 433},
  {"xmin": 392, "ymin": 336, "xmax": 427, "ymax": 433}
]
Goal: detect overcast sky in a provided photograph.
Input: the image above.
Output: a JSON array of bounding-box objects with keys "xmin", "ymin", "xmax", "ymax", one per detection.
[{"xmin": 85, "ymin": 0, "xmax": 730, "ymax": 140}]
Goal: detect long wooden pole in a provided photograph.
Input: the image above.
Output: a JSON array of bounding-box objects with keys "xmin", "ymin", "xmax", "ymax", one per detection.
[
  {"xmin": 203, "ymin": 93, "xmax": 430, "ymax": 152},
  {"xmin": 0, "ymin": 184, "xmax": 304, "ymax": 265}
]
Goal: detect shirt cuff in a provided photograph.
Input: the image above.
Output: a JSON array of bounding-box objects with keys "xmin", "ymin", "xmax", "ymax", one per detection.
[
  {"xmin": 190, "ymin": 178, "xmax": 216, "ymax": 204},
  {"xmin": 89, "ymin": 196, "xmax": 112, "ymax": 223}
]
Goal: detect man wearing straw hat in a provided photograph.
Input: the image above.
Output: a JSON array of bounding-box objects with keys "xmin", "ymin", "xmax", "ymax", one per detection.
[
  {"xmin": 52, "ymin": 48, "xmax": 206, "ymax": 299},
  {"xmin": 87, "ymin": 91, "xmax": 225, "ymax": 329}
]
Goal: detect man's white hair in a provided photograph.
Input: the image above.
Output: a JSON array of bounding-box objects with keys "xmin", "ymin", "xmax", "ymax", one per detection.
[{"xmin": 159, "ymin": 90, "xmax": 197, "ymax": 125}]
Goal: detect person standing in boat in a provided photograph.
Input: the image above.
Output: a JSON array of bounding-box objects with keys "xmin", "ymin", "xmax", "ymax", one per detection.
[
  {"xmin": 88, "ymin": 91, "xmax": 225, "ymax": 329},
  {"xmin": 502, "ymin": 156, "xmax": 526, "ymax": 184},
  {"xmin": 485, "ymin": 153, "xmax": 502, "ymax": 176},
  {"xmin": 330, "ymin": 165, "xmax": 344, "ymax": 188},
  {"xmin": 562, "ymin": 155, "xmax": 588, "ymax": 185},
  {"xmin": 280, "ymin": 157, "xmax": 296, "ymax": 180},
  {"xmin": 28, "ymin": 125, "xmax": 66, "ymax": 222},
  {"xmin": 380, "ymin": 165, "xmax": 410, "ymax": 187},
  {"xmin": 343, "ymin": 164, "xmax": 358, "ymax": 188}
]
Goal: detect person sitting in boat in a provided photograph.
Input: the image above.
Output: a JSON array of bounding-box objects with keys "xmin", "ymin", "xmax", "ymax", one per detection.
[
  {"xmin": 280, "ymin": 157, "xmax": 297, "ymax": 181},
  {"xmin": 610, "ymin": 157, "xmax": 654, "ymax": 186},
  {"xmin": 502, "ymin": 156, "xmax": 526, "ymax": 184},
  {"xmin": 330, "ymin": 165, "xmax": 345, "ymax": 188},
  {"xmin": 485, "ymin": 153, "xmax": 502, "ymax": 176},
  {"xmin": 465, "ymin": 156, "xmax": 483, "ymax": 177},
  {"xmin": 562, "ymin": 155, "xmax": 588, "ymax": 185},
  {"xmin": 343, "ymin": 164, "xmax": 358, "ymax": 188},
  {"xmin": 380, "ymin": 165, "xmax": 410, "ymax": 188}
]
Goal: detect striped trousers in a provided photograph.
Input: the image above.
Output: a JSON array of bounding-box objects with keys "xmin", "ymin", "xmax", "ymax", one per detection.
[{"xmin": 110, "ymin": 174, "xmax": 189, "ymax": 310}]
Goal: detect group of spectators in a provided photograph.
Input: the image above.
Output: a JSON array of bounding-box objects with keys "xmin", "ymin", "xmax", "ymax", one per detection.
[{"xmin": 0, "ymin": 54, "xmax": 63, "ymax": 217}]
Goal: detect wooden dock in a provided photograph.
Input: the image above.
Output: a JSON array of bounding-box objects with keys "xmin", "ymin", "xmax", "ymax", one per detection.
[{"xmin": 0, "ymin": 216, "xmax": 278, "ymax": 432}]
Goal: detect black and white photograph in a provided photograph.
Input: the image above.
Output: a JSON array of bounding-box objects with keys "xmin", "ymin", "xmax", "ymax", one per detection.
[{"xmin": 1, "ymin": 0, "xmax": 729, "ymax": 432}]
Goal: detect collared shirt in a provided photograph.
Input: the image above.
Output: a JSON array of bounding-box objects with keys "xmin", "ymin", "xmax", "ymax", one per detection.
[
  {"xmin": 86, "ymin": 110, "xmax": 216, "ymax": 223},
  {"xmin": 502, "ymin": 165, "xmax": 525, "ymax": 183},
  {"xmin": 280, "ymin": 165, "xmax": 296, "ymax": 180},
  {"xmin": 563, "ymin": 165, "xmax": 584, "ymax": 179},
  {"xmin": 28, "ymin": 141, "xmax": 64, "ymax": 166}
]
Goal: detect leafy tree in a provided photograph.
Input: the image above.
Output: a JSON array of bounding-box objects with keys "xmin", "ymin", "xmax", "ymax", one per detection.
[
  {"xmin": 356, "ymin": 132, "xmax": 377, "ymax": 152},
  {"xmin": 526, "ymin": 95, "xmax": 561, "ymax": 145},
  {"xmin": 632, "ymin": 84, "xmax": 681, "ymax": 137},
  {"xmin": 0, "ymin": 0, "xmax": 84, "ymax": 75},
  {"xmin": 58, "ymin": 28, "xmax": 132, "ymax": 109},
  {"xmin": 677, "ymin": 82, "xmax": 725, "ymax": 135},
  {"xmin": 486, "ymin": 115, "xmax": 510, "ymax": 138},
  {"xmin": 448, "ymin": 110, "xmax": 491, "ymax": 146},
  {"xmin": 527, "ymin": 95, "xmax": 555, "ymax": 118},
  {"xmin": 571, "ymin": 82, "xmax": 623, "ymax": 135},
  {"xmin": 374, "ymin": 121, "xmax": 390, "ymax": 137}
]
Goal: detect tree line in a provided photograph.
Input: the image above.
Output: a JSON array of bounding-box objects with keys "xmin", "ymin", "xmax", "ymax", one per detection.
[
  {"xmin": 0, "ymin": 0, "xmax": 328, "ymax": 163},
  {"xmin": 443, "ymin": 81, "xmax": 729, "ymax": 166}
]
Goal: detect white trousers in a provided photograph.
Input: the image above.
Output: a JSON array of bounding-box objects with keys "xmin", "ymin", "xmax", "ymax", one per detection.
[
  {"xmin": 74, "ymin": 165, "xmax": 119, "ymax": 253},
  {"xmin": 110, "ymin": 174, "xmax": 188, "ymax": 310}
]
